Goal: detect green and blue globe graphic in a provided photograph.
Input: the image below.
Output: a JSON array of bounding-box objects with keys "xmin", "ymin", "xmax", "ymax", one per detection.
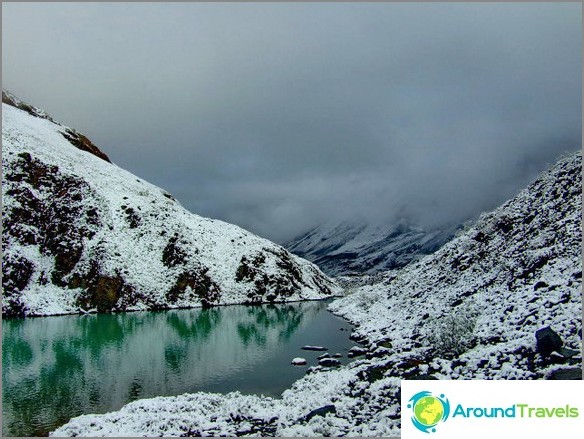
[{"xmin": 408, "ymin": 391, "xmax": 450, "ymax": 433}]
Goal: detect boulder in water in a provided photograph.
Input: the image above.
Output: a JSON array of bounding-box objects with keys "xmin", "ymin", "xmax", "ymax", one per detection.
[
  {"xmin": 348, "ymin": 346, "xmax": 367, "ymax": 358},
  {"xmin": 319, "ymin": 358, "xmax": 341, "ymax": 367},
  {"xmin": 301, "ymin": 345, "xmax": 328, "ymax": 351}
]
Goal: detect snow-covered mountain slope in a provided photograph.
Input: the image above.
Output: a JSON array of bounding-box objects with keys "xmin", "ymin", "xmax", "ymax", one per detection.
[
  {"xmin": 1, "ymin": 94, "xmax": 339, "ymax": 317},
  {"xmin": 50, "ymin": 151, "xmax": 582, "ymax": 436},
  {"xmin": 330, "ymin": 150, "xmax": 582, "ymax": 366},
  {"xmin": 286, "ymin": 219, "xmax": 459, "ymax": 276}
]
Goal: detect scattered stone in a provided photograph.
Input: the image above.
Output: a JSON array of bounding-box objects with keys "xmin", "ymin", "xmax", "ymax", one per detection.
[
  {"xmin": 318, "ymin": 358, "xmax": 341, "ymax": 367},
  {"xmin": 305, "ymin": 366, "xmax": 320, "ymax": 375},
  {"xmin": 477, "ymin": 359, "xmax": 489, "ymax": 368},
  {"xmin": 316, "ymin": 353, "xmax": 331, "ymax": 360},
  {"xmin": 348, "ymin": 346, "xmax": 367, "ymax": 358},
  {"xmin": 547, "ymin": 368, "xmax": 582, "ymax": 380},
  {"xmin": 533, "ymin": 281, "xmax": 548, "ymax": 290},
  {"xmin": 407, "ymin": 373, "xmax": 438, "ymax": 380},
  {"xmin": 291, "ymin": 357, "xmax": 307, "ymax": 366},
  {"xmin": 358, "ymin": 363, "xmax": 392, "ymax": 383},
  {"xmin": 397, "ymin": 358, "xmax": 424, "ymax": 370},
  {"xmin": 332, "ymin": 353, "xmax": 343, "ymax": 358},
  {"xmin": 378, "ymin": 340, "xmax": 393, "ymax": 349},
  {"xmin": 300, "ymin": 405, "xmax": 337, "ymax": 423},
  {"xmin": 558, "ymin": 347, "xmax": 580, "ymax": 358},
  {"xmin": 451, "ymin": 298, "xmax": 463, "ymax": 307},
  {"xmin": 366, "ymin": 346, "xmax": 390, "ymax": 359},
  {"xmin": 535, "ymin": 326, "xmax": 563, "ymax": 357},
  {"xmin": 349, "ymin": 333, "xmax": 367, "ymax": 343},
  {"xmin": 301, "ymin": 345, "xmax": 328, "ymax": 351},
  {"xmin": 235, "ymin": 426, "xmax": 253, "ymax": 436}
]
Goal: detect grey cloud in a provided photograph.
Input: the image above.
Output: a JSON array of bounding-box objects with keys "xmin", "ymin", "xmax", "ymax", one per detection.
[{"xmin": 2, "ymin": 2, "xmax": 581, "ymax": 242}]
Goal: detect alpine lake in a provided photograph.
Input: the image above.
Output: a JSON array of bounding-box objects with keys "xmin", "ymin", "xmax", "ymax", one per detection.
[{"xmin": 2, "ymin": 299, "xmax": 357, "ymax": 437}]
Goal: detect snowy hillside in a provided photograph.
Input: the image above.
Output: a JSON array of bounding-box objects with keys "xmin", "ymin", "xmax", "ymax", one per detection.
[
  {"xmin": 1, "ymin": 92, "xmax": 339, "ymax": 317},
  {"xmin": 330, "ymin": 151, "xmax": 582, "ymax": 365},
  {"xmin": 286, "ymin": 219, "xmax": 458, "ymax": 276},
  {"xmin": 51, "ymin": 151, "xmax": 582, "ymax": 436}
]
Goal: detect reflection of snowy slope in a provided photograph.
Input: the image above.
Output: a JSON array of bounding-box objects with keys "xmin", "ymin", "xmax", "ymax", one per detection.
[
  {"xmin": 53, "ymin": 151, "xmax": 582, "ymax": 437},
  {"xmin": 2, "ymin": 302, "xmax": 324, "ymax": 436},
  {"xmin": 286, "ymin": 219, "xmax": 458, "ymax": 276},
  {"xmin": 1, "ymin": 93, "xmax": 339, "ymax": 317}
]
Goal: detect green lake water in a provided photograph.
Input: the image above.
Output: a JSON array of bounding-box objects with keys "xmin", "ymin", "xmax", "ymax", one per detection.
[{"xmin": 2, "ymin": 300, "xmax": 356, "ymax": 437}]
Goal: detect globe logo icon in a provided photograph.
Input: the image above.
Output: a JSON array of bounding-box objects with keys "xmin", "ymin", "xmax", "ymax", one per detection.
[{"xmin": 407, "ymin": 391, "xmax": 450, "ymax": 433}]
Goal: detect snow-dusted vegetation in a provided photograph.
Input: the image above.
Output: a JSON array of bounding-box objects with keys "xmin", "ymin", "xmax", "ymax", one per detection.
[{"xmin": 2, "ymin": 93, "xmax": 339, "ymax": 317}]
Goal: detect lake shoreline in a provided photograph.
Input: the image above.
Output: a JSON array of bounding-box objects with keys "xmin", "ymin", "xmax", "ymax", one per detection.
[
  {"xmin": 3, "ymin": 299, "xmax": 357, "ymax": 437},
  {"xmin": 1, "ymin": 294, "xmax": 344, "ymax": 320}
]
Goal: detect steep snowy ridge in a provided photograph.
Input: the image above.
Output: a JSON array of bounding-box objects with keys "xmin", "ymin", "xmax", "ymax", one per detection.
[
  {"xmin": 51, "ymin": 151, "xmax": 582, "ymax": 437},
  {"xmin": 2, "ymin": 96, "xmax": 339, "ymax": 317},
  {"xmin": 286, "ymin": 219, "xmax": 459, "ymax": 276}
]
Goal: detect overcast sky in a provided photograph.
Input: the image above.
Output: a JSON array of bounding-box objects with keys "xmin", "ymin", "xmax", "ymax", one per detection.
[{"xmin": 2, "ymin": 2, "xmax": 581, "ymax": 243}]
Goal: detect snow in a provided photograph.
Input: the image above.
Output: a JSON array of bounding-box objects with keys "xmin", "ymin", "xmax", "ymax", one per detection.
[
  {"xmin": 2, "ymin": 101, "xmax": 340, "ymax": 316},
  {"xmin": 5, "ymin": 89, "xmax": 579, "ymax": 438},
  {"xmin": 50, "ymin": 150, "xmax": 581, "ymax": 437},
  {"xmin": 329, "ymin": 152, "xmax": 582, "ymax": 378},
  {"xmin": 285, "ymin": 218, "xmax": 460, "ymax": 276}
]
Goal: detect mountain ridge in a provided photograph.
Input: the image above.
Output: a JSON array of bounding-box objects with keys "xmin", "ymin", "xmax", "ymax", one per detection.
[{"xmin": 286, "ymin": 218, "xmax": 460, "ymax": 276}]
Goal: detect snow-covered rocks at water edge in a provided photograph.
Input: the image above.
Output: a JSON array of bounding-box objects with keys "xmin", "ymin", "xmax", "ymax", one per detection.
[
  {"xmin": 1, "ymin": 91, "xmax": 340, "ymax": 317},
  {"xmin": 291, "ymin": 358, "xmax": 307, "ymax": 366},
  {"xmin": 347, "ymin": 346, "xmax": 367, "ymax": 358},
  {"xmin": 318, "ymin": 358, "xmax": 342, "ymax": 367}
]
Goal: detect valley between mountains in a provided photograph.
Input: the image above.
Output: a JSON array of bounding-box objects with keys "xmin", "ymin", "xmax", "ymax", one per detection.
[{"xmin": 2, "ymin": 92, "xmax": 582, "ymax": 437}]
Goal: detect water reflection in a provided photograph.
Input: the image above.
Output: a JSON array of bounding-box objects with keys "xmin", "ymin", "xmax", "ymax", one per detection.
[{"xmin": 2, "ymin": 300, "xmax": 354, "ymax": 437}]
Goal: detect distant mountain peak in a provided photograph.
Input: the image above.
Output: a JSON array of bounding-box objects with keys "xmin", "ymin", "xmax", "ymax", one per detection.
[{"xmin": 286, "ymin": 218, "xmax": 460, "ymax": 276}]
